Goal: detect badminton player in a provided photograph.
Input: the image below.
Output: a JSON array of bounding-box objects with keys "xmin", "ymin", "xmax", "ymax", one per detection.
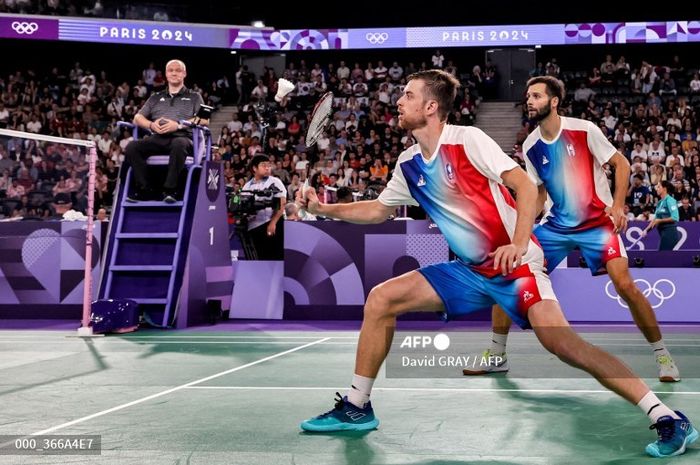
[
  {"xmin": 297, "ymin": 70, "xmax": 696, "ymax": 457},
  {"xmin": 464, "ymin": 76, "xmax": 680, "ymax": 383}
]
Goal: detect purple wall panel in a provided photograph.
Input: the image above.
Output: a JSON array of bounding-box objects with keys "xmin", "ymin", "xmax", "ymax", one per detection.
[{"xmin": 0, "ymin": 222, "xmax": 102, "ymax": 318}]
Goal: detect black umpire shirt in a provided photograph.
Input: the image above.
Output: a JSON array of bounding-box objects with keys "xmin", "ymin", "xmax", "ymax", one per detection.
[{"xmin": 138, "ymin": 87, "xmax": 204, "ymax": 137}]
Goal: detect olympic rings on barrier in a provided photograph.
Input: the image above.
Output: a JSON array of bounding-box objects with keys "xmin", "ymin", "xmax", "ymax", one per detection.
[
  {"xmin": 605, "ymin": 279, "xmax": 676, "ymax": 309},
  {"xmin": 365, "ymin": 32, "xmax": 389, "ymax": 44},
  {"xmin": 12, "ymin": 21, "xmax": 39, "ymax": 35}
]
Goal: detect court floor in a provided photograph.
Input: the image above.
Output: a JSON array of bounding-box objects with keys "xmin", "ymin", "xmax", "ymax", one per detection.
[{"xmin": 0, "ymin": 326, "xmax": 699, "ymax": 464}]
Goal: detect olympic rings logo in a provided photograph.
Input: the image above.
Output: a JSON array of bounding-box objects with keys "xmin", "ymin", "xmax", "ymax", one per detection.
[
  {"xmin": 11, "ymin": 21, "xmax": 39, "ymax": 35},
  {"xmin": 605, "ymin": 279, "xmax": 676, "ymax": 309},
  {"xmin": 365, "ymin": 32, "xmax": 389, "ymax": 44}
]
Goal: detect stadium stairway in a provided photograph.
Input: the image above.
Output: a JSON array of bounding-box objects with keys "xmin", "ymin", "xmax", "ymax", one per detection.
[{"xmin": 474, "ymin": 101, "xmax": 523, "ymax": 152}]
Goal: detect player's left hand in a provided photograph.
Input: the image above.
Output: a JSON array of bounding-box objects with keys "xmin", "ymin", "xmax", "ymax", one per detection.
[
  {"xmin": 489, "ymin": 243, "xmax": 527, "ymax": 276},
  {"xmin": 610, "ymin": 205, "xmax": 628, "ymax": 233},
  {"xmin": 266, "ymin": 221, "xmax": 277, "ymax": 236}
]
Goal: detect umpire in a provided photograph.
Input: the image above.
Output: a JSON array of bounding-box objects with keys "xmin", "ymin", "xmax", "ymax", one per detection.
[{"xmin": 125, "ymin": 59, "xmax": 207, "ymax": 203}]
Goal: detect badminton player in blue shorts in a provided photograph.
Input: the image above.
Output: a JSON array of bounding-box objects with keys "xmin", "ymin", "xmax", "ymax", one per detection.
[
  {"xmin": 463, "ymin": 76, "xmax": 680, "ymax": 384},
  {"xmin": 296, "ymin": 70, "xmax": 696, "ymax": 458}
]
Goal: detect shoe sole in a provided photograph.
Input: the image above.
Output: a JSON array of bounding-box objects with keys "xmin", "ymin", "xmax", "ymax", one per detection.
[
  {"xmin": 300, "ymin": 418, "xmax": 379, "ymax": 432},
  {"xmin": 462, "ymin": 368, "xmax": 508, "ymax": 376},
  {"xmin": 646, "ymin": 426, "xmax": 699, "ymax": 457},
  {"xmin": 659, "ymin": 376, "xmax": 681, "ymax": 382},
  {"xmin": 463, "ymin": 366, "xmax": 508, "ymax": 376}
]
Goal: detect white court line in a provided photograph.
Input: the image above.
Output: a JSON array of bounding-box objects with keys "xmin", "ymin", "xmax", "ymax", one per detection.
[
  {"xmin": 293, "ymin": 338, "xmax": 700, "ymax": 346},
  {"xmin": 1, "ymin": 334, "xmax": 698, "ymax": 340},
  {"xmin": 27, "ymin": 337, "xmax": 330, "ymax": 436},
  {"xmin": 183, "ymin": 386, "xmax": 700, "ymax": 395},
  {"xmin": 0, "ymin": 335, "xmax": 359, "ymax": 340},
  {"xmin": 1, "ymin": 334, "xmax": 698, "ymax": 341},
  {"xmin": 0, "ymin": 337, "xmax": 336, "ymax": 347},
  {"xmin": 2, "ymin": 340, "xmax": 700, "ymax": 347},
  {"xmin": 0, "ymin": 334, "xmax": 359, "ymax": 339}
]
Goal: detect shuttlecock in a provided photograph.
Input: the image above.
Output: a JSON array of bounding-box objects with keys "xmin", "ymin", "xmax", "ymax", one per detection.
[{"xmin": 275, "ymin": 78, "xmax": 295, "ymax": 102}]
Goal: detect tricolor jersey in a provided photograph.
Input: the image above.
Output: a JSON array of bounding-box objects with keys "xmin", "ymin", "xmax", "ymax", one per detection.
[
  {"xmin": 524, "ymin": 117, "xmax": 616, "ymax": 232},
  {"xmin": 378, "ymin": 124, "xmax": 544, "ymax": 277}
]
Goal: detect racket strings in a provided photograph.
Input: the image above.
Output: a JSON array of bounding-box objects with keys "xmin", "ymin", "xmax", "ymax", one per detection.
[{"xmin": 306, "ymin": 94, "xmax": 333, "ymax": 146}]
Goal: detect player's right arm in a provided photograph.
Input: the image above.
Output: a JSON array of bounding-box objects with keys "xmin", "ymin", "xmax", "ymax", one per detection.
[{"xmin": 298, "ymin": 188, "xmax": 396, "ymax": 224}]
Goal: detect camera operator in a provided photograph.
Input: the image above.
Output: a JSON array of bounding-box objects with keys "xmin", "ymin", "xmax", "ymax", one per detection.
[{"xmin": 242, "ymin": 154, "xmax": 286, "ymax": 260}]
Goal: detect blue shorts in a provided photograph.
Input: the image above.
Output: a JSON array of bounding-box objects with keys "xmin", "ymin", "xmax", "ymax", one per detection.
[
  {"xmin": 419, "ymin": 260, "xmax": 556, "ymax": 329},
  {"xmin": 534, "ymin": 220, "xmax": 626, "ymax": 275}
]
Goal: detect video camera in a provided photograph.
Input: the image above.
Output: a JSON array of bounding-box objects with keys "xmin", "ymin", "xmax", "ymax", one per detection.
[
  {"xmin": 195, "ymin": 104, "xmax": 213, "ymax": 121},
  {"xmin": 227, "ymin": 184, "xmax": 283, "ymax": 219}
]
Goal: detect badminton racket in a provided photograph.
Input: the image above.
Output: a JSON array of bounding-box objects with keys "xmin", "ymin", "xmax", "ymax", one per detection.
[{"xmin": 305, "ymin": 91, "xmax": 334, "ymax": 147}]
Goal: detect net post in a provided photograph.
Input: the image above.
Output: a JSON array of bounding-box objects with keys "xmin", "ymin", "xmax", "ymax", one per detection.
[{"xmin": 80, "ymin": 145, "xmax": 97, "ymax": 336}]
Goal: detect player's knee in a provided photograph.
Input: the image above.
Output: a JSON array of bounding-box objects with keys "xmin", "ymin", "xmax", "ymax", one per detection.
[
  {"xmin": 614, "ymin": 277, "xmax": 637, "ymax": 299},
  {"xmin": 364, "ymin": 284, "xmax": 395, "ymax": 319}
]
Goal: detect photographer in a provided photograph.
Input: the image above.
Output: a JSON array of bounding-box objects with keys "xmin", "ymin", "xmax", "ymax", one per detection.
[{"xmin": 241, "ymin": 154, "xmax": 286, "ymax": 260}]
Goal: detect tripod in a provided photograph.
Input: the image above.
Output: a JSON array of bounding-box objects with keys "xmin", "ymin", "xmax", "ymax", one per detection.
[{"xmin": 231, "ymin": 215, "xmax": 259, "ymax": 260}]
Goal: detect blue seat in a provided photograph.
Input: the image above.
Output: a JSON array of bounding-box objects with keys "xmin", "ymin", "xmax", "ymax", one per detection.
[{"xmin": 117, "ymin": 121, "xmax": 210, "ymax": 167}]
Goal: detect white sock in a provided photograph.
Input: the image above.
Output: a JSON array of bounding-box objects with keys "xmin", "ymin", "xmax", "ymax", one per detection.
[
  {"xmin": 490, "ymin": 332, "xmax": 508, "ymax": 356},
  {"xmin": 650, "ymin": 339, "xmax": 670, "ymax": 356},
  {"xmin": 637, "ymin": 391, "xmax": 680, "ymax": 423},
  {"xmin": 347, "ymin": 374, "xmax": 375, "ymax": 409}
]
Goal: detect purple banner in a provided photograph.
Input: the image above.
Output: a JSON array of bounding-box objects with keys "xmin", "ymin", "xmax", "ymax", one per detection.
[
  {"xmin": 59, "ymin": 18, "xmax": 231, "ymax": 48},
  {"xmin": 283, "ymin": 221, "xmax": 448, "ymax": 320},
  {"xmin": 229, "ymin": 28, "xmax": 347, "ymax": 50},
  {"xmin": 279, "ymin": 220, "xmax": 698, "ymax": 322},
  {"xmin": 564, "ymin": 21, "xmax": 700, "ymax": 44},
  {"xmin": 2, "ymin": 14, "xmax": 699, "ymax": 50},
  {"xmin": 347, "ymin": 28, "xmax": 407, "ymax": 49},
  {"xmin": 621, "ymin": 221, "xmax": 700, "ymax": 251},
  {"xmin": 552, "ymin": 268, "xmax": 699, "ymax": 323},
  {"xmin": 407, "ymin": 24, "xmax": 562, "ymax": 48},
  {"xmin": 0, "ymin": 16, "xmax": 58, "ymax": 40},
  {"xmin": 0, "ymin": 221, "xmax": 102, "ymax": 318}
]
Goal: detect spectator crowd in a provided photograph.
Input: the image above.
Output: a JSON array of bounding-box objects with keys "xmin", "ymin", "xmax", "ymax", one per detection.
[{"xmin": 2, "ymin": 48, "xmax": 700, "ymax": 225}]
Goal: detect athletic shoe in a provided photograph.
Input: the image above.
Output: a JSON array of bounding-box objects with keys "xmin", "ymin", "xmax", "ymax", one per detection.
[
  {"xmin": 300, "ymin": 392, "xmax": 379, "ymax": 432},
  {"xmin": 646, "ymin": 411, "xmax": 698, "ymax": 457},
  {"xmin": 462, "ymin": 349, "xmax": 508, "ymax": 375},
  {"xmin": 656, "ymin": 353, "xmax": 681, "ymax": 382}
]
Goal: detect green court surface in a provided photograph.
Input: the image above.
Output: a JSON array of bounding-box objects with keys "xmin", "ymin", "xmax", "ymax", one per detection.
[{"xmin": 0, "ymin": 329, "xmax": 698, "ymax": 464}]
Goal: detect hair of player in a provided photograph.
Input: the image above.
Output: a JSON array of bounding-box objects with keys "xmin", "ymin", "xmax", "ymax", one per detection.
[
  {"xmin": 527, "ymin": 75, "xmax": 565, "ymax": 109},
  {"xmin": 406, "ymin": 69, "xmax": 460, "ymax": 122}
]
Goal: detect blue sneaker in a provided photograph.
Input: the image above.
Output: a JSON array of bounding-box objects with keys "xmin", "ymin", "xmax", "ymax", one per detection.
[
  {"xmin": 300, "ymin": 392, "xmax": 379, "ymax": 432},
  {"xmin": 646, "ymin": 411, "xmax": 699, "ymax": 457}
]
